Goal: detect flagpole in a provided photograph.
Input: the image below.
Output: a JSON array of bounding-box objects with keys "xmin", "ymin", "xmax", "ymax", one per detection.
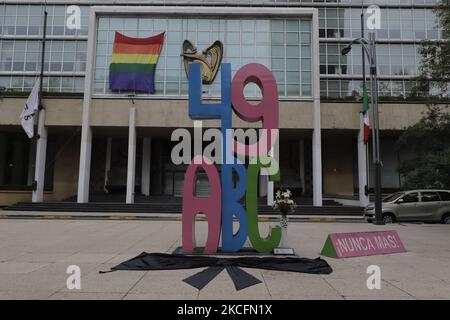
[
  {"xmin": 358, "ymin": 2, "xmax": 370, "ymax": 206},
  {"xmin": 31, "ymin": 9, "xmax": 48, "ymax": 202},
  {"xmin": 38, "ymin": 10, "xmax": 47, "ymax": 114},
  {"xmin": 361, "ymin": 4, "xmax": 370, "ymax": 200}
]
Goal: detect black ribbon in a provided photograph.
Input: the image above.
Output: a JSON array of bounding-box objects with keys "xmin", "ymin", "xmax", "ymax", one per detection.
[
  {"xmin": 108, "ymin": 252, "xmax": 332, "ymax": 291},
  {"xmin": 183, "ymin": 265, "xmax": 262, "ymax": 291}
]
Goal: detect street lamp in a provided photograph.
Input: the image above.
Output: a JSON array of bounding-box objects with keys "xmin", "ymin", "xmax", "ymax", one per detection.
[{"xmin": 341, "ymin": 33, "xmax": 384, "ymax": 225}]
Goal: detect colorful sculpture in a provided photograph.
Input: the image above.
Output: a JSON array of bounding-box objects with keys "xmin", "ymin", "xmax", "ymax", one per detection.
[{"xmin": 183, "ymin": 62, "xmax": 281, "ymax": 253}]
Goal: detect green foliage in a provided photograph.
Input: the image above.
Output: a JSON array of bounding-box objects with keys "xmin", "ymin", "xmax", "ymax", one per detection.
[
  {"xmin": 397, "ymin": 105, "xmax": 450, "ymax": 189},
  {"xmin": 400, "ymin": 1, "xmax": 450, "ymax": 188},
  {"xmin": 414, "ymin": 0, "xmax": 450, "ymax": 97}
]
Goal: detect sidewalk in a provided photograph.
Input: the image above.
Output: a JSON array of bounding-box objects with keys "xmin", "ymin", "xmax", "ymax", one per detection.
[
  {"xmin": 0, "ymin": 210, "xmax": 364, "ymax": 223},
  {"xmin": 0, "ymin": 219, "xmax": 449, "ymax": 299}
]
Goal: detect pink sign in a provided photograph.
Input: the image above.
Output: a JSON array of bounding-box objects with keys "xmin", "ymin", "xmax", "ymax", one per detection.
[{"xmin": 321, "ymin": 230, "xmax": 406, "ymax": 258}]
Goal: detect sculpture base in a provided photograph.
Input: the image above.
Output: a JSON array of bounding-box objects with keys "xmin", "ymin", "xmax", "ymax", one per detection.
[{"xmin": 172, "ymin": 246, "xmax": 292, "ymax": 257}]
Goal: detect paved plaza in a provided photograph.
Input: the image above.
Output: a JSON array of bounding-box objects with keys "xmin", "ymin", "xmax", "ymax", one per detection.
[{"xmin": 0, "ymin": 218, "xmax": 449, "ymax": 300}]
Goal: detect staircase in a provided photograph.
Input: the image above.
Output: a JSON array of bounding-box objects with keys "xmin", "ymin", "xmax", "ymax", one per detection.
[{"xmin": 3, "ymin": 195, "xmax": 364, "ymax": 216}]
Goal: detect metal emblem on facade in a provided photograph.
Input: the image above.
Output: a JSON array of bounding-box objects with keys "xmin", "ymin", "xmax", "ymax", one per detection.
[{"xmin": 182, "ymin": 40, "xmax": 223, "ymax": 84}]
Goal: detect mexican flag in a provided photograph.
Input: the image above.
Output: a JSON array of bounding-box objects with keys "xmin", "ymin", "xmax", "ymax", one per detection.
[{"xmin": 362, "ymin": 84, "xmax": 370, "ymax": 144}]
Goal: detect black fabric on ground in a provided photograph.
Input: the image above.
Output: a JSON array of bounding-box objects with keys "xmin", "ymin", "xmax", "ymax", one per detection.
[
  {"xmin": 112, "ymin": 252, "xmax": 219, "ymax": 270},
  {"xmin": 183, "ymin": 266, "xmax": 225, "ymax": 290},
  {"xmin": 110, "ymin": 252, "xmax": 333, "ymax": 291},
  {"xmin": 236, "ymin": 256, "xmax": 333, "ymax": 274},
  {"xmin": 225, "ymin": 265, "xmax": 262, "ymax": 290}
]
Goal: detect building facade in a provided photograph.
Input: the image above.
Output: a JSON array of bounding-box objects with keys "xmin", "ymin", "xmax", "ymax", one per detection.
[{"xmin": 0, "ymin": 0, "xmax": 445, "ymax": 207}]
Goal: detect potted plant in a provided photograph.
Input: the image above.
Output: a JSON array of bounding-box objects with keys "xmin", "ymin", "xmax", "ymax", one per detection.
[{"xmin": 273, "ymin": 188, "xmax": 296, "ymax": 248}]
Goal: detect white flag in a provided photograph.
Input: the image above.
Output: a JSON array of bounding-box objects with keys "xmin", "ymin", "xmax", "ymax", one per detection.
[{"xmin": 20, "ymin": 79, "xmax": 40, "ymax": 139}]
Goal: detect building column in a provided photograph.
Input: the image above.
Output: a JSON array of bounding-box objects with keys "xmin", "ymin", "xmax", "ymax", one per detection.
[
  {"xmin": 358, "ymin": 116, "xmax": 370, "ymax": 207},
  {"xmin": 299, "ymin": 138, "xmax": 305, "ymax": 195},
  {"xmin": 77, "ymin": 126, "xmax": 92, "ymax": 203},
  {"xmin": 103, "ymin": 137, "xmax": 112, "ymax": 192},
  {"xmin": 312, "ymin": 11, "xmax": 323, "ymax": 207},
  {"xmin": 141, "ymin": 137, "xmax": 151, "ymax": 196},
  {"xmin": 77, "ymin": 11, "xmax": 96, "ymax": 203},
  {"xmin": 312, "ymin": 129, "xmax": 322, "ymax": 206},
  {"xmin": 267, "ymin": 137, "xmax": 279, "ymax": 206},
  {"xmin": 32, "ymin": 108, "xmax": 47, "ymax": 202},
  {"xmin": 126, "ymin": 108, "xmax": 137, "ymax": 204}
]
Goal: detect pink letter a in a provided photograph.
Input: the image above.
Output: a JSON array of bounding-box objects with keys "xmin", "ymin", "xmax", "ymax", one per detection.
[{"xmin": 182, "ymin": 156, "xmax": 222, "ymax": 254}]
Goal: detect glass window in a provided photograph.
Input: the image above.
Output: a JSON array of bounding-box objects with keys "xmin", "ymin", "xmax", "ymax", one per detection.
[
  {"xmin": 271, "ymin": 46, "xmax": 284, "ymax": 57},
  {"xmin": 438, "ymin": 192, "xmax": 450, "ymax": 201},
  {"xmin": 90, "ymin": 15, "xmax": 312, "ymax": 98},
  {"xmin": 287, "ymin": 58, "xmax": 300, "ymax": 70},
  {"xmin": 271, "ymin": 33, "xmax": 284, "ymax": 45},
  {"xmin": 242, "ymin": 20, "xmax": 254, "ymax": 32},
  {"xmin": 383, "ymin": 192, "xmax": 404, "ymax": 202},
  {"xmin": 271, "ymin": 20, "xmax": 284, "ymax": 32},
  {"xmin": 318, "ymin": 7, "xmax": 441, "ymax": 42},
  {"xmin": 287, "ymin": 46, "xmax": 299, "ymax": 57},
  {"xmin": 286, "ymin": 33, "xmax": 299, "ymax": 45},
  {"xmin": 402, "ymin": 192, "xmax": 419, "ymax": 203},
  {"xmin": 421, "ymin": 192, "xmax": 440, "ymax": 202},
  {"xmin": 286, "ymin": 20, "xmax": 299, "ymax": 32}
]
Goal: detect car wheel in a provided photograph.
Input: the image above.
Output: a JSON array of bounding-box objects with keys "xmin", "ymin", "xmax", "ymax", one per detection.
[
  {"xmin": 441, "ymin": 214, "xmax": 450, "ymax": 224},
  {"xmin": 383, "ymin": 214, "xmax": 395, "ymax": 224}
]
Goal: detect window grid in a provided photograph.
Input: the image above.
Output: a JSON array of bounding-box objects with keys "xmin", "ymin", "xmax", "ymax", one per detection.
[
  {"xmin": 319, "ymin": 79, "xmax": 420, "ymax": 98},
  {"xmin": 0, "ymin": 4, "xmax": 89, "ymax": 37},
  {"xmin": 0, "ymin": 3, "xmax": 444, "ymax": 98},
  {"xmin": 320, "ymin": 43, "xmax": 421, "ymax": 77},
  {"xmin": 319, "ymin": 7, "xmax": 442, "ymax": 41},
  {"xmin": 94, "ymin": 16, "xmax": 313, "ymax": 98},
  {"xmin": 0, "ymin": 40, "xmax": 87, "ymax": 73},
  {"xmin": 0, "ymin": 75, "xmax": 84, "ymax": 93}
]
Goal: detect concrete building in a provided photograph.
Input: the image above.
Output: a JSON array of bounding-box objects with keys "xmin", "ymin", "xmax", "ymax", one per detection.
[{"xmin": 0, "ymin": 0, "xmax": 445, "ymax": 208}]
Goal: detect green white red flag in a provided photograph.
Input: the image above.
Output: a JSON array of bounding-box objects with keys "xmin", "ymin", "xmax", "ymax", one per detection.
[{"xmin": 362, "ymin": 84, "xmax": 370, "ymax": 144}]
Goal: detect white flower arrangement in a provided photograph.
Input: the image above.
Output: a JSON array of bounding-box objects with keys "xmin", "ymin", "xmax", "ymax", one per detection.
[{"xmin": 273, "ymin": 188, "xmax": 296, "ymax": 215}]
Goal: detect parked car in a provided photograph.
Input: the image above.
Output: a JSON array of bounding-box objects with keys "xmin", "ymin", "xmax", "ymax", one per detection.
[{"xmin": 364, "ymin": 190, "xmax": 450, "ymax": 224}]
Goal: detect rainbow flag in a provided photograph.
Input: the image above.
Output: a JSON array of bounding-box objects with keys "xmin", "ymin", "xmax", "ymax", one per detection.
[{"xmin": 109, "ymin": 31, "xmax": 165, "ymax": 93}]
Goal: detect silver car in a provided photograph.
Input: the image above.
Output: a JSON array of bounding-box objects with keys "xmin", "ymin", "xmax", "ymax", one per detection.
[{"xmin": 364, "ymin": 190, "xmax": 450, "ymax": 224}]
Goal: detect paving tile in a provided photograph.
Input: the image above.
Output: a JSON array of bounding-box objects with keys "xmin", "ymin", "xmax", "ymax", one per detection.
[
  {"xmin": 13, "ymin": 252, "xmax": 73, "ymax": 263},
  {"xmin": 0, "ymin": 220, "xmax": 449, "ymax": 299},
  {"xmin": 59, "ymin": 269, "xmax": 146, "ymax": 294},
  {"xmin": 197, "ymin": 269, "xmax": 271, "ymax": 300},
  {"xmin": 385, "ymin": 278, "xmax": 450, "ymax": 299},
  {"xmin": 2, "ymin": 274, "xmax": 67, "ymax": 295},
  {"xmin": 129, "ymin": 270, "xmax": 200, "ymax": 295},
  {"xmin": 263, "ymin": 272, "xmax": 342, "ymax": 299},
  {"xmin": 271, "ymin": 295, "xmax": 344, "ymax": 300},
  {"xmin": 27, "ymin": 262, "xmax": 102, "ymax": 278},
  {"xmin": 47, "ymin": 292, "xmax": 125, "ymax": 300},
  {"xmin": 0, "ymin": 262, "xmax": 48, "ymax": 274},
  {"xmin": 124, "ymin": 292, "xmax": 198, "ymax": 300},
  {"xmin": 325, "ymin": 278, "xmax": 412, "ymax": 299},
  {"xmin": 0, "ymin": 290, "xmax": 56, "ymax": 300},
  {"xmin": 60, "ymin": 253, "xmax": 118, "ymax": 264},
  {"xmin": 344, "ymin": 296, "xmax": 416, "ymax": 300}
]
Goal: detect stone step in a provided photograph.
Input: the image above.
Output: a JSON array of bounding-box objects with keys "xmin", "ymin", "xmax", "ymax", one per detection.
[{"xmin": 3, "ymin": 201, "xmax": 364, "ymax": 216}]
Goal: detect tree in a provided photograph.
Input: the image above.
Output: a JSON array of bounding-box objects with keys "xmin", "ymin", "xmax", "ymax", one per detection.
[
  {"xmin": 415, "ymin": 0, "xmax": 450, "ymax": 97},
  {"xmin": 397, "ymin": 106, "xmax": 450, "ymax": 189},
  {"xmin": 397, "ymin": 1, "xmax": 450, "ymax": 189}
]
